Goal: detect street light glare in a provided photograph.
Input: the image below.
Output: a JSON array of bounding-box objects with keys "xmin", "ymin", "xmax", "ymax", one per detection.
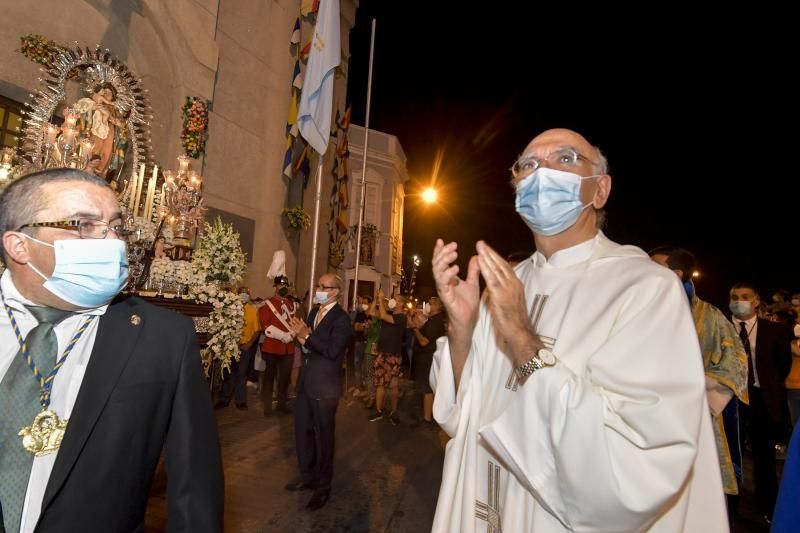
[{"xmin": 422, "ymin": 187, "xmax": 437, "ymax": 204}]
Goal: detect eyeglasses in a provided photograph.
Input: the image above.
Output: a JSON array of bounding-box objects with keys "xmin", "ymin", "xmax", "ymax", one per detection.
[
  {"xmin": 316, "ymin": 285, "xmax": 339, "ymax": 290},
  {"xmin": 511, "ymin": 146, "xmax": 598, "ymax": 180},
  {"xmin": 17, "ymin": 219, "xmax": 129, "ymax": 239}
]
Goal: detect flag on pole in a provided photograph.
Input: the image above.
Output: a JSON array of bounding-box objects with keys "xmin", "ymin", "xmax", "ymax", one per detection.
[
  {"xmin": 297, "ymin": 0, "xmax": 340, "ymax": 156},
  {"xmin": 282, "ymin": 13, "xmax": 304, "ymax": 180}
]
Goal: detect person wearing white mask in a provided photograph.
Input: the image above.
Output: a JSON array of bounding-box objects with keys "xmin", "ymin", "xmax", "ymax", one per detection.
[
  {"xmin": 285, "ymin": 273, "xmax": 352, "ymax": 511},
  {"xmin": 429, "ymin": 128, "xmax": 727, "ymax": 532},
  {"xmin": 0, "ymin": 169, "xmax": 222, "ymax": 533},
  {"xmin": 368, "ymin": 289, "xmax": 407, "ymax": 425},
  {"xmin": 729, "ymin": 282, "xmax": 793, "ymax": 524},
  {"xmin": 258, "ymin": 275, "xmax": 299, "ymax": 416}
]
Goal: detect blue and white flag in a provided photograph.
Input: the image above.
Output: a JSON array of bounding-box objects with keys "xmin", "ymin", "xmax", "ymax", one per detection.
[{"xmin": 297, "ymin": 0, "xmax": 340, "ymax": 155}]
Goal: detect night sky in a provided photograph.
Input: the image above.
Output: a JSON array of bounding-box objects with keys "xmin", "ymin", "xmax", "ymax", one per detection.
[{"xmin": 346, "ymin": 3, "xmax": 797, "ymax": 309}]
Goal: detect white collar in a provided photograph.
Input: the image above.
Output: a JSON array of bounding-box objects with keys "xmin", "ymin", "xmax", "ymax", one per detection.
[
  {"xmin": 733, "ymin": 314, "xmax": 758, "ymax": 329},
  {"xmin": 532, "ymin": 233, "xmax": 598, "ymax": 269},
  {"xmin": 318, "ymin": 300, "xmax": 338, "ymax": 314}
]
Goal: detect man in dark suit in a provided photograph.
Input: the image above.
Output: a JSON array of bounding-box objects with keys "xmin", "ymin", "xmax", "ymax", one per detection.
[
  {"xmin": 0, "ymin": 169, "xmax": 223, "ymax": 532},
  {"xmin": 285, "ymin": 273, "xmax": 352, "ymax": 510},
  {"xmin": 729, "ymin": 282, "xmax": 792, "ymax": 525}
]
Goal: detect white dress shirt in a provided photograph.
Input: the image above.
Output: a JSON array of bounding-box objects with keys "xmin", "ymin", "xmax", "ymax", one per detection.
[
  {"xmin": 0, "ymin": 270, "xmax": 105, "ymax": 532},
  {"xmin": 733, "ymin": 314, "xmax": 759, "ymax": 387}
]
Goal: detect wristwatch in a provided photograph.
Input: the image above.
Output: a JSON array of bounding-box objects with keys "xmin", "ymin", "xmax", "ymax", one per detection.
[{"xmin": 515, "ymin": 348, "xmax": 557, "ymax": 381}]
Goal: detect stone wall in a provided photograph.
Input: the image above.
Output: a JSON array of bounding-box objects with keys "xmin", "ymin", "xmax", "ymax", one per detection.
[{"xmin": 0, "ymin": 0, "xmax": 358, "ymax": 298}]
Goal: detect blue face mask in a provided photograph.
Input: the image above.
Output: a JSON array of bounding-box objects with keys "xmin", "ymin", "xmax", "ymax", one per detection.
[
  {"xmin": 314, "ymin": 290, "xmax": 332, "ymax": 305},
  {"xmin": 25, "ymin": 236, "xmax": 129, "ymax": 308},
  {"xmin": 729, "ymin": 300, "xmax": 753, "ymax": 318},
  {"xmin": 515, "ymin": 167, "xmax": 598, "ymax": 236}
]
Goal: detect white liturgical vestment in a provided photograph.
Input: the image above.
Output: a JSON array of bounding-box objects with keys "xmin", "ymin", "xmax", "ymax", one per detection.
[{"xmin": 430, "ymin": 232, "xmax": 728, "ymax": 532}]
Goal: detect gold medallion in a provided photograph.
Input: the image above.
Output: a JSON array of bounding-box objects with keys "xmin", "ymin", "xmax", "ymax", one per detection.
[{"xmin": 18, "ymin": 409, "xmax": 69, "ymax": 456}]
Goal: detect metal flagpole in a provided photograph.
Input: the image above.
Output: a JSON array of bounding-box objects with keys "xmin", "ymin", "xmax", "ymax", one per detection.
[
  {"xmin": 352, "ymin": 18, "xmax": 376, "ymax": 311},
  {"xmin": 308, "ymin": 157, "xmax": 325, "ymax": 297}
]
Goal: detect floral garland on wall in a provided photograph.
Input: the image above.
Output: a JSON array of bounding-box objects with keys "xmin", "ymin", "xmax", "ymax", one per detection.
[
  {"xmin": 182, "ymin": 97, "xmax": 210, "ymax": 158},
  {"xmin": 17, "ymin": 34, "xmax": 79, "ymax": 78},
  {"xmin": 18, "ymin": 34, "xmax": 66, "ymax": 67},
  {"xmin": 188, "ymin": 217, "xmax": 247, "ymax": 376}
]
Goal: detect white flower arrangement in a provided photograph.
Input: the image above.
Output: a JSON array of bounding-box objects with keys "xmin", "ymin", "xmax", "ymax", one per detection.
[
  {"xmin": 190, "ymin": 286, "xmax": 244, "ymax": 377},
  {"xmin": 191, "ymin": 217, "xmax": 247, "ymax": 284},
  {"xmin": 173, "ymin": 260, "xmax": 193, "ymax": 288},
  {"xmin": 149, "ymin": 257, "xmax": 174, "ymax": 284},
  {"xmin": 188, "ymin": 217, "xmax": 247, "ymax": 376}
]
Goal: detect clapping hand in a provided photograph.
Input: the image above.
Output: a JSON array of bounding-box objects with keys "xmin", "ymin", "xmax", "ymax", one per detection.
[
  {"xmin": 288, "ymin": 316, "xmax": 310, "ymax": 340},
  {"xmin": 432, "ymin": 239, "xmax": 480, "ymax": 338},
  {"xmin": 475, "ymin": 240, "xmax": 542, "ymax": 366}
]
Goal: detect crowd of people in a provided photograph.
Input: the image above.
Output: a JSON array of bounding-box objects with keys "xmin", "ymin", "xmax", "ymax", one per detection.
[{"xmin": 3, "ymin": 127, "xmax": 800, "ymax": 532}]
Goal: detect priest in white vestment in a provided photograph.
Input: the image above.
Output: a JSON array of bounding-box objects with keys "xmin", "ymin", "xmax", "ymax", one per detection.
[{"xmin": 429, "ymin": 128, "xmax": 728, "ymax": 532}]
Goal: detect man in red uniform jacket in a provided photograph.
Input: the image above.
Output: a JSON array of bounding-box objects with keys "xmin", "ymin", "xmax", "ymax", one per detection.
[{"xmin": 259, "ymin": 275, "xmax": 299, "ymax": 415}]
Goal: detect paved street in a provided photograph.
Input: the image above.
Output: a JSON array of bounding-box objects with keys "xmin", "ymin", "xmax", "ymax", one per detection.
[
  {"xmin": 145, "ymin": 383, "xmax": 444, "ymax": 532},
  {"xmin": 145, "ymin": 383, "xmax": 779, "ymax": 533}
]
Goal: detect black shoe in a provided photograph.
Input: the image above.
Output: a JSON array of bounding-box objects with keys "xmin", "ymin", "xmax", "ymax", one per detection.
[
  {"xmin": 368, "ymin": 409, "xmax": 384, "ymax": 422},
  {"xmin": 235, "ymin": 403, "xmax": 248, "ymax": 410},
  {"xmin": 390, "ymin": 411, "xmax": 400, "ymax": 426},
  {"xmin": 306, "ymin": 490, "xmax": 330, "ymax": 510},
  {"xmin": 214, "ymin": 401, "xmax": 229, "ymax": 410},
  {"xmin": 284, "ymin": 479, "xmax": 316, "ymax": 491}
]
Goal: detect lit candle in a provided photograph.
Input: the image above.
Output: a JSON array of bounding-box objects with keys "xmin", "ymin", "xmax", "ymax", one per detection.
[
  {"xmin": 186, "ymin": 170, "xmax": 196, "ymax": 191},
  {"xmin": 44, "ymin": 123, "xmax": 59, "ymax": 146},
  {"xmin": 178, "ymin": 155, "xmax": 190, "ymax": 174},
  {"xmin": 132, "ymin": 163, "xmax": 145, "ymax": 217},
  {"xmin": 61, "ymin": 126, "xmax": 77, "ymax": 147},
  {"xmin": 144, "ymin": 174, "xmax": 156, "ymax": 220},
  {"xmin": 63, "ymin": 108, "xmax": 79, "ymax": 127},
  {"xmin": 79, "ymin": 138, "xmax": 93, "ymax": 158},
  {"xmin": 1, "ymin": 147, "xmax": 13, "ymax": 166}
]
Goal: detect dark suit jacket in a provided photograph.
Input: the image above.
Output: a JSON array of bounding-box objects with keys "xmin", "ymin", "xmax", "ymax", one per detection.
[
  {"xmin": 299, "ymin": 304, "xmax": 353, "ymax": 399},
  {"xmin": 18, "ymin": 296, "xmax": 224, "ymax": 532},
  {"xmin": 753, "ymin": 318, "xmax": 793, "ymax": 424}
]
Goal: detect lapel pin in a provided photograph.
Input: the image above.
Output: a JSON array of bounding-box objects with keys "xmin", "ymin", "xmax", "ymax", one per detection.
[{"xmin": 130, "ymin": 314, "xmax": 142, "ymax": 326}]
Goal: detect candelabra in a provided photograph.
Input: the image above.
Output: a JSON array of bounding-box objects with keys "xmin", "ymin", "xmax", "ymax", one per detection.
[
  {"xmin": 157, "ymin": 155, "xmax": 205, "ymax": 253},
  {"xmin": 35, "ymin": 109, "xmax": 96, "ymax": 171}
]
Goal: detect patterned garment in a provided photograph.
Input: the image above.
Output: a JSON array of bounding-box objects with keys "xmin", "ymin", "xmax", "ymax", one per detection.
[
  {"xmin": 692, "ymin": 292, "xmax": 749, "ymax": 494},
  {"xmin": 374, "ymin": 352, "xmax": 402, "ymax": 387}
]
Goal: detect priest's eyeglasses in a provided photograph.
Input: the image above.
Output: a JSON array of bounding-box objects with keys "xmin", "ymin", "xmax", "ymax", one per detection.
[
  {"xmin": 511, "ymin": 146, "xmax": 597, "ymax": 180},
  {"xmin": 17, "ymin": 219, "xmax": 129, "ymax": 239}
]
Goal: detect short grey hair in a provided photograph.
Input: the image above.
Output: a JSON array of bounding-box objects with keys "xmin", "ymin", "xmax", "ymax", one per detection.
[
  {"xmin": 591, "ymin": 146, "xmax": 609, "ymax": 229},
  {"xmin": 0, "ymin": 168, "xmax": 111, "ymax": 261},
  {"xmin": 592, "ymin": 147, "xmax": 609, "ymax": 175}
]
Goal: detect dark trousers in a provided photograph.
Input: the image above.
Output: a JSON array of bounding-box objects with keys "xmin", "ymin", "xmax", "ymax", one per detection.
[
  {"xmin": 745, "ymin": 388, "xmax": 779, "ymax": 518},
  {"xmin": 294, "ymin": 387, "xmax": 338, "ymax": 492},
  {"xmin": 262, "ymin": 354, "xmax": 292, "ymax": 411},
  {"xmin": 220, "ymin": 342, "xmax": 256, "ymax": 406}
]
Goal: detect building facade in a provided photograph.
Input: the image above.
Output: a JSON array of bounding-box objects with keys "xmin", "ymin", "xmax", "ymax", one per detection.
[
  {"xmin": 338, "ymin": 124, "xmax": 408, "ymax": 308},
  {"xmin": 0, "ymin": 0, "xmax": 372, "ymax": 298}
]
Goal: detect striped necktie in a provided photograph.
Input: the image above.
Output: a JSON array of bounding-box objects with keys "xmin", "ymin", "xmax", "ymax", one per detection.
[{"xmin": 0, "ymin": 305, "xmax": 72, "ymax": 532}]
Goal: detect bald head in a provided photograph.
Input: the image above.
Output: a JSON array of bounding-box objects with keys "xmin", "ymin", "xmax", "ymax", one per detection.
[{"xmin": 523, "ymin": 129, "xmax": 606, "ymax": 174}]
